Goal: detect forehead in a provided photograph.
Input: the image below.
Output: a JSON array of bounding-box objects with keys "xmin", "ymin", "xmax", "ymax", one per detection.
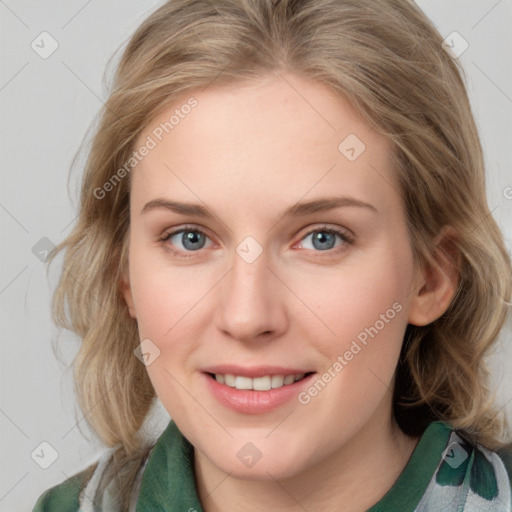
[{"xmin": 131, "ymin": 73, "xmax": 401, "ymax": 218}]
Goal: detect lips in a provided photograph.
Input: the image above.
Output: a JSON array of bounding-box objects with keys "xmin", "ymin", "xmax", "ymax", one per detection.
[{"xmin": 202, "ymin": 365, "xmax": 317, "ymax": 414}]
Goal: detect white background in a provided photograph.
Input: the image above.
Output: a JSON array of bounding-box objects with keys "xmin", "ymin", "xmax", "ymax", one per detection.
[{"xmin": 1, "ymin": 1, "xmax": 511, "ymax": 510}]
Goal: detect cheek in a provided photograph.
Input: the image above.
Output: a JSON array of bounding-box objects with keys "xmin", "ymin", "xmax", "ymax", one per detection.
[
  {"xmin": 292, "ymin": 260, "xmax": 411, "ymax": 435},
  {"xmin": 295, "ymin": 251, "xmax": 412, "ymax": 352},
  {"xmin": 129, "ymin": 247, "xmax": 204, "ymax": 338},
  {"xmin": 128, "ymin": 249, "xmax": 216, "ymax": 392},
  {"xmin": 129, "ymin": 258, "xmax": 203, "ymax": 408}
]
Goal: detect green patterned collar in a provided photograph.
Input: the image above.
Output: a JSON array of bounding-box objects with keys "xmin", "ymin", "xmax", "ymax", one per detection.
[
  {"xmin": 367, "ymin": 421, "xmax": 452, "ymax": 511},
  {"xmin": 136, "ymin": 420, "xmax": 453, "ymax": 512}
]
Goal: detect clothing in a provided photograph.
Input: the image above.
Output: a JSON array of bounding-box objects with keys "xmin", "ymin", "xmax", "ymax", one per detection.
[{"xmin": 33, "ymin": 420, "xmax": 512, "ymax": 511}]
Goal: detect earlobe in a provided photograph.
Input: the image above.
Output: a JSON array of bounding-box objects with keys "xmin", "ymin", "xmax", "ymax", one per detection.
[
  {"xmin": 119, "ymin": 270, "xmax": 137, "ymax": 319},
  {"xmin": 408, "ymin": 226, "xmax": 460, "ymax": 327}
]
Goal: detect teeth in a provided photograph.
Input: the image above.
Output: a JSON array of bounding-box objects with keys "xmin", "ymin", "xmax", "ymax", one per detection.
[
  {"xmin": 224, "ymin": 374, "xmax": 236, "ymax": 387},
  {"xmin": 253, "ymin": 376, "xmax": 272, "ymax": 391},
  {"xmin": 214, "ymin": 373, "xmax": 308, "ymax": 390},
  {"xmin": 283, "ymin": 375, "xmax": 295, "ymax": 385},
  {"xmin": 271, "ymin": 375, "xmax": 284, "ymax": 388},
  {"xmin": 235, "ymin": 376, "xmax": 253, "ymax": 390}
]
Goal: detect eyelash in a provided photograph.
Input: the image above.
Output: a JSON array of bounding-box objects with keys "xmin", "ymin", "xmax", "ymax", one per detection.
[{"xmin": 159, "ymin": 224, "xmax": 354, "ymax": 259}]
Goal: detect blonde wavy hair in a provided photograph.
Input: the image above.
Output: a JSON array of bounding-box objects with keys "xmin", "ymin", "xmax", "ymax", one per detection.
[{"xmin": 48, "ymin": 0, "xmax": 512, "ymax": 506}]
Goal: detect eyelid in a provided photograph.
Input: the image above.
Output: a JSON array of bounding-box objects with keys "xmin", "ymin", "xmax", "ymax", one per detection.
[{"xmin": 297, "ymin": 224, "xmax": 354, "ymax": 243}]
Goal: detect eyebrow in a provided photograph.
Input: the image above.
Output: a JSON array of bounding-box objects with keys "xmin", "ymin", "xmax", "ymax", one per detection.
[{"xmin": 141, "ymin": 196, "xmax": 378, "ymax": 218}]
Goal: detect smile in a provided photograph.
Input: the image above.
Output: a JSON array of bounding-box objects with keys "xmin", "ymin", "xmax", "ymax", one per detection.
[
  {"xmin": 208, "ymin": 372, "xmax": 313, "ymax": 391},
  {"xmin": 202, "ymin": 367, "xmax": 317, "ymax": 414}
]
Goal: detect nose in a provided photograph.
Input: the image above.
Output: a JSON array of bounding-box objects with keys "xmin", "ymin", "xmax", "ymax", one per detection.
[{"xmin": 214, "ymin": 247, "xmax": 288, "ymax": 344}]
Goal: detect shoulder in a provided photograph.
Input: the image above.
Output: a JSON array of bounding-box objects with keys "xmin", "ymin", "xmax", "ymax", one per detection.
[
  {"xmin": 32, "ymin": 464, "xmax": 96, "ymax": 512},
  {"xmin": 497, "ymin": 443, "xmax": 512, "ymax": 487}
]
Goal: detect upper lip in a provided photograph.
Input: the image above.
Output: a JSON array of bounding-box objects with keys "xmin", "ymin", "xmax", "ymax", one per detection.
[{"xmin": 203, "ymin": 365, "xmax": 315, "ymax": 378}]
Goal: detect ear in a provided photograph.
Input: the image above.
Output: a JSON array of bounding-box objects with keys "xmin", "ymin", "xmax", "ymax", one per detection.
[
  {"xmin": 119, "ymin": 264, "xmax": 137, "ymax": 319},
  {"xmin": 408, "ymin": 226, "xmax": 460, "ymax": 326}
]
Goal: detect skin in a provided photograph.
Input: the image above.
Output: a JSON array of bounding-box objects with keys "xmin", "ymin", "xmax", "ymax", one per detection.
[{"xmin": 121, "ymin": 72, "xmax": 458, "ymax": 511}]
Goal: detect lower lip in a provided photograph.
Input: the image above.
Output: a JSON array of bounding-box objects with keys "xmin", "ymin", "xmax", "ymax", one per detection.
[{"xmin": 203, "ymin": 373, "xmax": 315, "ymax": 414}]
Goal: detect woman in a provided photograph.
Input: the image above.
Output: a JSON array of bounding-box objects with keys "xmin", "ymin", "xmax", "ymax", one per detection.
[{"xmin": 35, "ymin": 1, "xmax": 512, "ymax": 510}]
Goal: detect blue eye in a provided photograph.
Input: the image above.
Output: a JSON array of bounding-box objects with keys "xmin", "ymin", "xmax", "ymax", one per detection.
[
  {"xmin": 160, "ymin": 224, "xmax": 353, "ymax": 258},
  {"xmin": 299, "ymin": 227, "xmax": 351, "ymax": 251},
  {"xmin": 161, "ymin": 228, "xmax": 211, "ymax": 253}
]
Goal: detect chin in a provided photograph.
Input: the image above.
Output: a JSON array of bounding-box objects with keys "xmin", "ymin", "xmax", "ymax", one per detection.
[{"xmin": 209, "ymin": 446, "xmax": 311, "ymax": 482}]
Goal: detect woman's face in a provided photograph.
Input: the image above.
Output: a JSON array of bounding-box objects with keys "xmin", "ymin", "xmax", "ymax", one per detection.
[{"xmin": 123, "ymin": 73, "xmax": 422, "ymax": 479}]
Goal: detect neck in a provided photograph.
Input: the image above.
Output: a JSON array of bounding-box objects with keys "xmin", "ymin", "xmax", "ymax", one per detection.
[{"xmin": 194, "ymin": 412, "xmax": 419, "ymax": 512}]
